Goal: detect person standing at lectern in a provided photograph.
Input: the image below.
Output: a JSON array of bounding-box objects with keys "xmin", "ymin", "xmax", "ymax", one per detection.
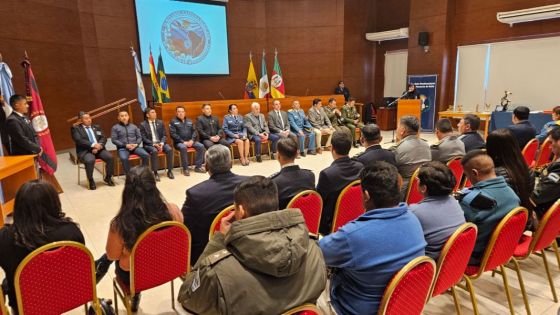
[
  {"xmin": 5, "ymin": 94, "xmax": 41, "ymax": 156},
  {"xmin": 402, "ymin": 83, "xmax": 420, "ymax": 100},
  {"xmin": 71, "ymin": 111, "xmax": 115, "ymax": 190}
]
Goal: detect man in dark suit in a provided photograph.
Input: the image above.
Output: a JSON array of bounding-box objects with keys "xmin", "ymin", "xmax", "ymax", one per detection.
[
  {"xmin": 182, "ymin": 144, "xmax": 248, "ymax": 263},
  {"xmin": 352, "ymin": 123, "xmax": 396, "ymax": 166},
  {"xmin": 508, "ymin": 106, "xmax": 536, "ymax": 149},
  {"xmin": 317, "ymin": 131, "xmax": 363, "ymax": 234},
  {"xmin": 458, "ymin": 114, "xmax": 486, "ymax": 152},
  {"xmin": 270, "ymin": 137, "xmax": 315, "ymax": 209},
  {"xmin": 140, "ymin": 108, "xmax": 174, "ymax": 181},
  {"xmin": 268, "ymin": 99, "xmax": 298, "ymax": 147},
  {"xmin": 196, "ymin": 103, "xmax": 229, "ymax": 149},
  {"xmin": 334, "ymin": 80, "xmax": 350, "ymax": 102},
  {"xmin": 71, "ymin": 111, "xmax": 115, "ymax": 190},
  {"xmin": 5, "ymin": 95, "xmax": 41, "ymax": 156}
]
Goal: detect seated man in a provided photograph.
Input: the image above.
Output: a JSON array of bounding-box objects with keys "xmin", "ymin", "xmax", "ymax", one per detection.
[
  {"xmin": 431, "ymin": 118, "xmax": 466, "ymax": 163},
  {"xmin": 270, "ymin": 137, "xmax": 315, "ymax": 210},
  {"xmin": 179, "ymin": 176, "xmax": 326, "ymax": 314},
  {"xmin": 389, "ymin": 115, "xmax": 431, "ymax": 196},
  {"xmin": 458, "ymin": 150, "xmax": 520, "ymax": 265},
  {"xmin": 352, "ymin": 123, "xmax": 396, "ymax": 166},
  {"xmin": 324, "ymin": 97, "xmax": 350, "ymax": 134},
  {"xmin": 532, "ymin": 127, "xmax": 560, "ymax": 218},
  {"xmin": 307, "ymin": 98, "xmax": 335, "ymax": 153},
  {"xmin": 341, "ymin": 98, "xmax": 365, "ymax": 147},
  {"xmin": 196, "ymin": 103, "xmax": 229, "ymax": 149},
  {"xmin": 71, "ymin": 111, "xmax": 115, "ymax": 190},
  {"xmin": 111, "ymin": 109, "xmax": 149, "ymax": 173},
  {"xmin": 317, "ymin": 131, "xmax": 363, "ymax": 235},
  {"xmin": 139, "ymin": 108, "xmax": 174, "ymax": 181},
  {"xmin": 244, "ymin": 102, "xmax": 279, "ymax": 162},
  {"xmin": 288, "ymin": 100, "xmax": 316, "ymax": 156},
  {"xmin": 536, "ymin": 105, "xmax": 560, "ymax": 143},
  {"xmin": 267, "ymin": 99, "xmax": 298, "ymax": 145},
  {"xmin": 458, "ymin": 114, "xmax": 485, "ymax": 152},
  {"xmin": 169, "ymin": 106, "xmax": 206, "ymax": 176},
  {"xmin": 409, "ymin": 162, "xmax": 466, "ymax": 260},
  {"xmin": 507, "ymin": 106, "xmax": 536, "ymax": 149},
  {"xmin": 182, "ymin": 145, "xmax": 248, "ymax": 263},
  {"xmin": 319, "ymin": 162, "xmax": 426, "ymax": 315}
]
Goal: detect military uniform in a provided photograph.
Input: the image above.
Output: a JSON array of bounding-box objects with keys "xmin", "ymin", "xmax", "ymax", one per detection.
[
  {"xmin": 341, "ymin": 104, "xmax": 364, "ymax": 143},
  {"xmin": 324, "ymin": 105, "xmax": 350, "ymax": 134},
  {"xmin": 389, "ymin": 135, "xmax": 431, "ymax": 198},
  {"xmin": 222, "ymin": 114, "xmax": 247, "ymax": 143},
  {"xmin": 532, "ymin": 160, "xmax": 560, "ymax": 218},
  {"xmin": 288, "ymin": 109, "xmax": 316, "ymax": 155},
  {"xmin": 308, "ymin": 106, "xmax": 334, "ymax": 149},
  {"xmin": 536, "ymin": 120, "xmax": 560, "ymax": 143},
  {"xmin": 430, "ymin": 135, "xmax": 466, "ymax": 163}
]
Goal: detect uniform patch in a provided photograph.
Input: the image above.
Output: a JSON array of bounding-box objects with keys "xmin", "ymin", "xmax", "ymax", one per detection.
[
  {"xmin": 547, "ymin": 173, "xmax": 560, "ymax": 183},
  {"xmin": 191, "ymin": 269, "xmax": 200, "ymax": 292}
]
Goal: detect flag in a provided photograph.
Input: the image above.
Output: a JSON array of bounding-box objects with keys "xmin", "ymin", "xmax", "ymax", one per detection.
[
  {"xmin": 22, "ymin": 58, "xmax": 57, "ymax": 175},
  {"xmin": 131, "ymin": 48, "xmax": 147, "ymax": 111},
  {"xmin": 270, "ymin": 50, "xmax": 285, "ymax": 98},
  {"xmin": 157, "ymin": 50, "xmax": 171, "ymax": 103},
  {"xmin": 0, "ymin": 61, "xmax": 14, "ymax": 118},
  {"xmin": 259, "ymin": 51, "xmax": 269, "ymax": 98},
  {"xmin": 244, "ymin": 53, "xmax": 258, "ymax": 99},
  {"xmin": 149, "ymin": 48, "xmax": 162, "ymax": 103}
]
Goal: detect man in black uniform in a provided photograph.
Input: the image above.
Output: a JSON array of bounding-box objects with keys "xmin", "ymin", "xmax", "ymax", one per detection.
[
  {"xmin": 458, "ymin": 114, "xmax": 485, "ymax": 152},
  {"xmin": 334, "ymin": 80, "xmax": 350, "ymax": 102},
  {"xmin": 139, "ymin": 108, "xmax": 174, "ymax": 181},
  {"xmin": 196, "ymin": 103, "xmax": 229, "ymax": 149},
  {"xmin": 507, "ymin": 106, "xmax": 536, "ymax": 150},
  {"xmin": 352, "ymin": 124, "xmax": 396, "ymax": 167},
  {"xmin": 5, "ymin": 94, "xmax": 41, "ymax": 156},
  {"xmin": 71, "ymin": 111, "xmax": 115, "ymax": 190},
  {"xmin": 532, "ymin": 127, "xmax": 560, "ymax": 218}
]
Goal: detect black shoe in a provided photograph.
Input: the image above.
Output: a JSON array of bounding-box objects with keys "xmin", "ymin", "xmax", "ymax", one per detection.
[
  {"xmin": 154, "ymin": 172, "xmax": 160, "ymax": 182},
  {"xmin": 271, "ymin": 153, "xmax": 276, "ymax": 160},
  {"xmin": 104, "ymin": 177, "xmax": 115, "ymax": 186},
  {"xmin": 167, "ymin": 171, "xmax": 175, "ymax": 179},
  {"xmin": 94, "ymin": 254, "xmax": 112, "ymax": 284},
  {"xmin": 88, "ymin": 179, "xmax": 96, "ymax": 190},
  {"xmin": 183, "ymin": 169, "xmax": 190, "ymax": 176},
  {"xmin": 308, "ymin": 150, "xmax": 317, "ymax": 155},
  {"xmin": 131, "ymin": 293, "xmax": 141, "ymax": 312},
  {"xmin": 301, "ymin": 151, "xmax": 307, "ymax": 157},
  {"xmin": 194, "ymin": 167, "xmax": 207, "ymax": 173},
  {"xmin": 256, "ymin": 156, "xmax": 262, "ymax": 163}
]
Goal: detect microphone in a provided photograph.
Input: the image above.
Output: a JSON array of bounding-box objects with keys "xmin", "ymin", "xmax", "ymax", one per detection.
[{"xmin": 218, "ymin": 91, "xmax": 225, "ymax": 100}]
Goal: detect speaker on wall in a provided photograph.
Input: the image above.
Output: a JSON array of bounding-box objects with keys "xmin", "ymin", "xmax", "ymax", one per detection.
[{"xmin": 418, "ymin": 32, "xmax": 429, "ymax": 46}]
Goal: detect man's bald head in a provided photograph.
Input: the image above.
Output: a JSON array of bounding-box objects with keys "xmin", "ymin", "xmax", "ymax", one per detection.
[{"xmin": 461, "ymin": 150, "xmax": 496, "ymax": 184}]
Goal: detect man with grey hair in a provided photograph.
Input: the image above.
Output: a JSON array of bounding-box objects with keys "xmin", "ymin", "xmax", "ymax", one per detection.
[
  {"xmin": 182, "ymin": 144, "xmax": 248, "ymax": 263},
  {"xmin": 245, "ymin": 102, "xmax": 280, "ymax": 162},
  {"xmin": 389, "ymin": 115, "xmax": 431, "ymax": 197}
]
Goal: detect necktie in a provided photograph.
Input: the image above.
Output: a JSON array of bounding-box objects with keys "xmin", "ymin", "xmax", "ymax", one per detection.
[
  {"xmin": 151, "ymin": 121, "xmax": 159, "ymax": 142},
  {"xmin": 277, "ymin": 111, "xmax": 284, "ymax": 129},
  {"xmin": 86, "ymin": 127, "xmax": 96, "ymax": 144}
]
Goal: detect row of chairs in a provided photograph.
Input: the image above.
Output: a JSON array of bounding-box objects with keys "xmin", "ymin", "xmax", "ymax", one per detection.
[{"xmin": 522, "ymin": 138, "xmax": 554, "ymax": 170}]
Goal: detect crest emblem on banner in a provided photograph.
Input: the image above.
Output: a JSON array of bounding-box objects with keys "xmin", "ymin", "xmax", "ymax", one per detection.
[
  {"xmin": 271, "ymin": 74, "xmax": 283, "ymax": 88},
  {"xmin": 161, "ymin": 10, "xmax": 211, "ymax": 65}
]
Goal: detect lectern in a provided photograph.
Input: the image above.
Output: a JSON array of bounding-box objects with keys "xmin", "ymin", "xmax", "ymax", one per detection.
[
  {"xmin": 397, "ymin": 99, "xmax": 421, "ymax": 127},
  {"xmin": 0, "ymin": 155, "xmax": 38, "ymax": 227}
]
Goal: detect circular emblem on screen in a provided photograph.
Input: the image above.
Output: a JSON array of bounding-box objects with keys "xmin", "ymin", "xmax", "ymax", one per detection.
[{"xmin": 161, "ymin": 10, "xmax": 211, "ymax": 65}]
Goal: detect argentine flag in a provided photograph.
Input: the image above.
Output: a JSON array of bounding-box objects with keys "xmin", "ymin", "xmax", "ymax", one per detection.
[{"xmin": 131, "ymin": 48, "xmax": 147, "ymax": 111}]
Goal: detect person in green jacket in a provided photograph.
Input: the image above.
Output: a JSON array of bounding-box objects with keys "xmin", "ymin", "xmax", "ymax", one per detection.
[
  {"xmin": 178, "ymin": 176, "xmax": 327, "ymax": 315},
  {"xmin": 341, "ymin": 97, "xmax": 364, "ymax": 147}
]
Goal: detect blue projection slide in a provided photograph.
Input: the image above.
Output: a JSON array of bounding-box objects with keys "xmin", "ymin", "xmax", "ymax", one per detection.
[{"xmin": 135, "ymin": 0, "xmax": 229, "ymax": 75}]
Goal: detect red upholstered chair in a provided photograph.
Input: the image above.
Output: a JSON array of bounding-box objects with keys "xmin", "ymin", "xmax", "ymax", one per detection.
[
  {"xmin": 405, "ymin": 168, "xmax": 424, "ymax": 205},
  {"xmin": 113, "ymin": 221, "xmax": 191, "ymax": 314},
  {"xmin": 173, "ymin": 147, "xmax": 196, "ymax": 169},
  {"xmin": 281, "ymin": 304, "xmax": 321, "ymax": 315},
  {"xmin": 77, "ymin": 158, "xmax": 105, "ymax": 185},
  {"xmin": 287, "ymin": 190, "xmax": 323, "ymax": 237},
  {"xmin": 459, "ymin": 207, "xmax": 528, "ymax": 315},
  {"xmin": 534, "ymin": 138, "xmax": 554, "ymax": 169},
  {"xmin": 209, "ymin": 205, "xmax": 235, "ymax": 238},
  {"xmin": 429, "ymin": 223, "xmax": 478, "ymax": 314},
  {"xmin": 117, "ymin": 154, "xmax": 141, "ymax": 178},
  {"xmin": 331, "ymin": 180, "xmax": 364, "ymax": 233},
  {"xmin": 521, "ymin": 138, "xmax": 539, "ymax": 167},
  {"xmin": 446, "ymin": 157, "xmax": 464, "ymax": 192},
  {"xmin": 14, "ymin": 241, "xmax": 102, "ymax": 315},
  {"xmin": 378, "ymin": 256, "xmax": 436, "ymax": 315}
]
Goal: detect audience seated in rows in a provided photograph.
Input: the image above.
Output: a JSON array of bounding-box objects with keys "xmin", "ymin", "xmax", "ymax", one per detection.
[
  {"xmin": 169, "ymin": 106, "xmax": 206, "ymax": 175},
  {"xmin": 244, "ymin": 102, "xmax": 280, "ymax": 162},
  {"xmin": 317, "ymin": 131, "xmax": 363, "ymax": 235},
  {"xmin": 179, "ymin": 176, "xmax": 326, "ymax": 314},
  {"xmin": 352, "ymin": 123, "xmax": 396, "ymax": 167},
  {"xmin": 324, "ymin": 97, "xmax": 350, "ymax": 134},
  {"xmin": 532, "ymin": 127, "xmax": 560, "ymax": 218},
  {"xmin": 270, "ymin": 137, "xmax": 315, "ymax": 210},
  {"xmin": 196, "ymin": 103, "xmax": 230, "ymax": 149},
  {"xmin": 288, "ymin": 100, "xmax": 317, "ymax": 156},
  {"xmin": 536, "ymin": 105, "xmax": 560, "ymax": 143},
  {"xmin": 459, "ymin": 150, "xmax": 520, "ymax": 265},
  {"xmin": 0, "ymin": 180, "xmax": 85, "ymax": 314},
  {"xmin": 319, "ymin": 162, "xmax": 426, "ymax": 315},
  {"xmin": 431, "ymin": 118, "xmax": 465, "ymax": 163},
  {"xmin": 140, "ymin": 108, "xmax": 175, "ymax": 181},
  {"xmin": 341, "ymin": 98, "xmax": 364, "ymax": 147},
  {"xmin": 308, "ymin": 98, "xmax": 335, "ymax": 153},
  {"xmin": 409, "ymin": 162, "xmax": 466, "ymax": 260},
  {"xmin": 458, "ymin": 114, "xmax": 485, "ymax": 152},
  {"xmin": 182, "ymin": 145, "xmax": 248, "ymax": 263},
  {"xmin": 111, "ymin": 109, "xmax": 150, "ymax": 172},
  {"xmin": 507, "ymin": 106, "xmax": 536, "ymax": 150}
]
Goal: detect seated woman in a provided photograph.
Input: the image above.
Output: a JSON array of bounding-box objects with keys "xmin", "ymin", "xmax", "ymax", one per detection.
[
  {"xmin": 223, "ymin": 104, "xmax": 251, "ymax": 166},
  {"xmin": 98, "ymin": 166, "xmax": 183, "ymax": 311},
  {"xmin": 0, "ymin": 180, "xmax": 84, "ymax": 314},
  {"xmin": 409, "ymin": 161, "xmax": 466, "ymax": 260},
  {"xmin": 486, "ymin": 129, "xmax": 535, "ymax": 228}
]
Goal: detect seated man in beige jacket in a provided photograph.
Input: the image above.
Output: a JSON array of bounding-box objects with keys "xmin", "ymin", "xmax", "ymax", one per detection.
[{"xmin": 308, "ymin": 98, "xmax": 335, "ymax": 153}]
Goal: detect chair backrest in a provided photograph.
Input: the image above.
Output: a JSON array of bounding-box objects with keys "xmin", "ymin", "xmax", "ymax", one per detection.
[
  {"xmin": 331, "ymin": 180, "xmax": 365, "ymax": 233},
  {"xmin": 446, "ymin": 157, "xmax": 464, "ymax": 192},
  {"xmin": 405, "ymin": 168, "xmax": 424, "ymax": 205},
  {"xmin": 0, "ymin": 284, "xmax": 7, "ymax": 315},
  {"xmin": 378, "ymin": 256, "xmax": 436, "ymax": 315},
  {"xmin": 287, "ymin": 190, "xmax": 323, "ymax": 237},
  {"xmin": 528, "ymin": 199, "xmax": 560, "ymax": 254},
  {"xmin": 15, "ymin": 241, "xmax": 100, "ymax": 315},
  {"xmin": 131, "ymin": 221, "xmax": 191, "ymax": 294},
  {"xmin": 521, "ymin": 138, "xmax": 539, "ymax": 166},
  {"xmin": 431, "ymin": 223, "xmax": 478, "ymax": 297},
  {"xmin": 282, "ymin": 304, "xmax": 322, "ymax": 315},
  {"xmin": 535, "ymin": 138, "xmax": 553, "ymax": 168},
  {"xmin": 478, "ymin": 207, "xmax": 528, "ymax": 274},
  {"xmin": 209, "ymin": 205, "xmax": 235, "ymax": 238}
]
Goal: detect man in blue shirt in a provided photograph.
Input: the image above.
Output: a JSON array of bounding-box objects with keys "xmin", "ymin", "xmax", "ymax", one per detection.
[
  {"xmin": 536, "ymin": 106, "xmax": 560, "ymax": 143},
  {"xmin": 319, "ymin": 161, "xmax": 426, "ymax": 315},
  {"xmin": 288, "ymin": 100, "xmax": 316, "ymax": 156}
]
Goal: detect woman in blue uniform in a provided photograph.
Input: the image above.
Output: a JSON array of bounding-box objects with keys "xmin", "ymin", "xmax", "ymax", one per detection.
[{"xmin": 223, "ymin": 104, "xmax": 250, "ymax": 165}]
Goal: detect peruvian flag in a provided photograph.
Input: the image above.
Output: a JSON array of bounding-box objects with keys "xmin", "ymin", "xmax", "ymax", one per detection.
[{"xmin": 22, "ymin": 57, "xmax": 57, "ymax": 175}]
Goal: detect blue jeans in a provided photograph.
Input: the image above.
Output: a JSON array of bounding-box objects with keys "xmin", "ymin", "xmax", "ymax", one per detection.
[
  {"xmin": 251, "ymin": 133, "xmax": 280, "ymax": 156},
  {"xmin": 144, "ymin": 144, "xmax": 173, "ymax": 172},
  {"xmin": 175, "ymin": 142, "xmax": 205, "ymax": 169},
  {"xmin": 296, "ymin": 131, "xmax": 316, "ymax": 153},
  {"xmin": 118, "ymin": 147, "xmax": 149, "ymax": 172}
]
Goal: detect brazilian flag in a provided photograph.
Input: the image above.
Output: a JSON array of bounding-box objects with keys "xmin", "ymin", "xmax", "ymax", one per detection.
[{"xmin": 157, "ymin": 52, "xmax": 171, "ymax": 103}]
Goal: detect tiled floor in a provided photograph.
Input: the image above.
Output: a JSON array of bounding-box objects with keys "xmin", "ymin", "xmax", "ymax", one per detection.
[{"xmin": 5, "ymin": 131, "xmax": 560, "ymax": 314}]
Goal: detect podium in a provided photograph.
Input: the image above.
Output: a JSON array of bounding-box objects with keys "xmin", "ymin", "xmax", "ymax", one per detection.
[
  {"xmin": 0, "ymin": 155, "xmax": 38, "ymax": 227},
  {"xmin": 397, "ymin": 99, "xmax": 421, "ymax": 127}
]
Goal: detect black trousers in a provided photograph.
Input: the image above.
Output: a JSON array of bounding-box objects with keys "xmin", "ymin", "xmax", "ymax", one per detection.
[
  {"xmin": 80, "ymin": 149, "xmax": 114, "ymax": 180},
  {"xmin": 201, "ymin": 138, "xmax": 230, "ymax": 149},
  {"xmin": 144, "ymin": 144, "xmax": 173, "ymax": 172}
]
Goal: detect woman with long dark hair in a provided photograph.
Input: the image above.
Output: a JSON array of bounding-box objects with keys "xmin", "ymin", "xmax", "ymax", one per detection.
[{"xmin": 0, "ymin": 180, "xmax": 84, "ymax": 314}]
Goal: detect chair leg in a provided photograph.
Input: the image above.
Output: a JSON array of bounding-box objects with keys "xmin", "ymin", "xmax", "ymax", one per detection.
[
  {"xmin": 540, "ymin": 249, "xmax": 558, "ymax": 302},
  {"xmin": 171, "ymin": 281, "xmax": 177, "ymax": 312},
  {"xmin": 113, "ymin": 285, "xmax": 118, "ymax": 314},
  {"xmin": 464, "ymin": 276, "xmax": 480, "ymax": 315},
  {"xmin": 450, "ymin": 286, "xmax": 463, "ymax": 315},
  {"xmin": 511, "ymin": 259, "xmax": 531, "ymax": 315},
  {"xmin": 552, "ymin": 240, "xmax": 560, "ymax": 271},
  {"xmin": 77, "ymin": 163, "xmax": 81, "ymax": 185},
  {"xmin": 499, "ymin": 265, "xmax": 516, "ymax": 315}
]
